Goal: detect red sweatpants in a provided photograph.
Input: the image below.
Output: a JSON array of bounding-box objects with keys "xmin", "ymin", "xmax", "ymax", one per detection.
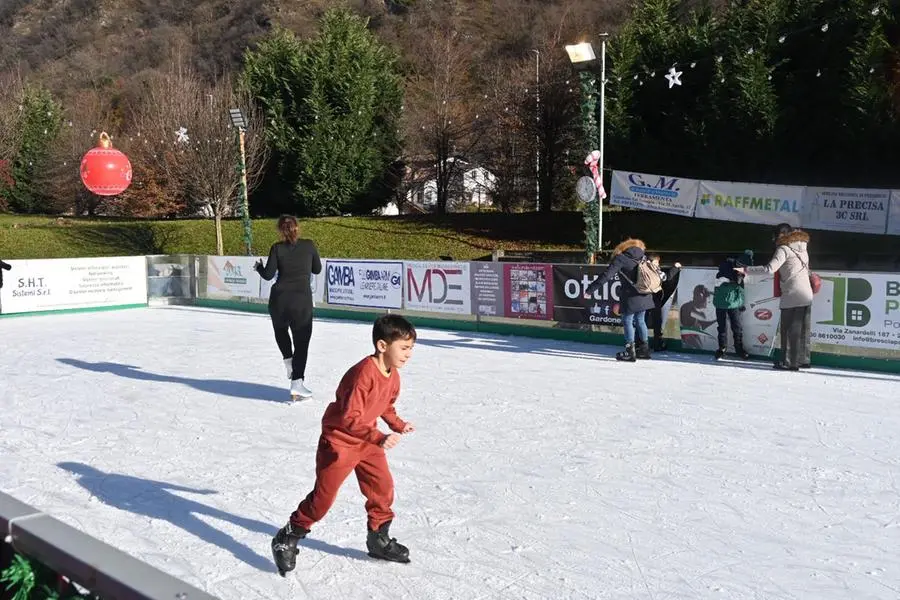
[{"xmin": 290, "ymin": 435, "xmax": 395, "ymax": 531}]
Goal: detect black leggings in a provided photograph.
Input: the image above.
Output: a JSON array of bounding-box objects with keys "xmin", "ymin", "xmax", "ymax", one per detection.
[{"xmin": 274, "ymin": 318, "xmax": 313, "ymax": 381}]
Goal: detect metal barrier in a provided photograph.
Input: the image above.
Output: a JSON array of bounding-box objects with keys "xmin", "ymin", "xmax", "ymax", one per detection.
[{"xmin": 0, "ymin": 492, "xmax": 218, "ymax": 600}]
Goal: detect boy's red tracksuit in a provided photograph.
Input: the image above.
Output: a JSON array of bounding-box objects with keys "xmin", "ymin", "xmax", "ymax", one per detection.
[{"xmin": 290, "ymin": 356, "xmax": 407, "ymax": 531}]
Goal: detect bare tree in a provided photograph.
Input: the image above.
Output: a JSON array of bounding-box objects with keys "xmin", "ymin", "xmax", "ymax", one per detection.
[
  {"xmin": 402, "ymin": 11, "xmax": 491, "ymax": 214},
  {"xmin": 0, "ymin": 69, "xmax": 25, "ymax": 163},
  {"xmin": 132, "ymin": 61, "xmax": 268, "ymax": 254}
]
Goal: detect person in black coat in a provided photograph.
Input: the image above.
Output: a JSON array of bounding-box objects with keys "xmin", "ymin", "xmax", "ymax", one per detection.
[
  {"xmin": 586, "ymin": 238, "xmax": 656, "ymax": 362},
  {"xmin": 0, "ymin": 259, "xmax": 10, "ymax": 289},
  {"xmin": 255, "ymin": 215, "xmax": 322, "ymax": 400}
]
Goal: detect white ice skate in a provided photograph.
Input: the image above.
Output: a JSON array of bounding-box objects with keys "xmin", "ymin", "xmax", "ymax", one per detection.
[
  {"xmin": 283, "ymin": 358, "xmax": 293, "ymax": 379},
  {"xmin": 290, "ymin": 379, "xmax": 313, "ymax": 401}
]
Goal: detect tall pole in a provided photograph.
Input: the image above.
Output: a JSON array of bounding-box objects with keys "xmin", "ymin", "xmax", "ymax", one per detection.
[
  {"xmin": 598, "ymin": 34, "xmax": 608, "ymax": 260},
  {"xmin": 531, "ymin": 49, "xmax": 540, "ymax": 212},
  {"xmin": 237, "ymin": 127, "xmax": 252, "ymax": 256}
]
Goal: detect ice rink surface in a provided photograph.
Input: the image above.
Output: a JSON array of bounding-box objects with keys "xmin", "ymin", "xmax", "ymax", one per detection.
[{"xmin": 2, "ymin": 306, "xmax": 899, "ymax": 599}]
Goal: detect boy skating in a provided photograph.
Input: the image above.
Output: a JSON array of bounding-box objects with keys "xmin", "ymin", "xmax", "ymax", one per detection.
[{"xmin": 272, "ymin": 314, "xmax": 418, "ymax": 575}]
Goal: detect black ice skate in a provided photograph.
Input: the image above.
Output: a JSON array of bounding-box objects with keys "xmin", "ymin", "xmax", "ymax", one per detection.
[
  {"xmin": 635, "ymin": 342, "xmax": 652, "ymax": 360},
  {"xmin": 715, "ymin": 348, "xmax": 726, "ymax": 360},
  {"xmin": 615, "ymin": 343, "xmax": 636, "ymax": 362},
  {"xmin": 366, "ymin": 521, "xmax": 410, "ymax": 563},
  {"xmin": 736, "ymin": 348, "xmax": 750, "ymax": 360},
  {"xmin": 272, "ymin": 522, "xmax": 308, "ymax": 576}
]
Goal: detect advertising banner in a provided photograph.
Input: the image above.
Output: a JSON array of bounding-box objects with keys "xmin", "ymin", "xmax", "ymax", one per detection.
[
  {"xmin": 811, "ymin": 271, "xmax": 900, "ymax": 351},
  {"xmin": 0, "ymin": 256, "xmax": 147, "ymax": 314},
  {"xmin": 610, "ymin": 170, "xmax": 699, "ymax": 217},
  {"xmin": 802, "ymin": 187, "xmax": 890, "ymax": 234},
  {"xmin": 404, "ymin": 261, "xmax": 471, "ymax": 314},
  {"xmin": 887, "ymin": 191, "xmax": 900, "ymax": 236},
  {"xmin": 675, "ymin": 268, "xmax": 780, "ymax": 357},
  {"xmin": 325, "ymin": 259, "xmax": 403, "ymax": 309},
  {"xmin": 552, "ymin": 264, "xmax": 622, "ymax": 326},
  {"xmin": 696, "ymin": 180, "xmax": 804, "ymax": 227},
  {"xmin": 503, "ymin": 263, "xmax": 553, "ymax": 320},
  {"xmin": 207, "ymin": 256, "xmax": 260, "ymax": 298},
  {"xmin": 470, "ymin": 262, "xmax": 505, "ymax": 317}
]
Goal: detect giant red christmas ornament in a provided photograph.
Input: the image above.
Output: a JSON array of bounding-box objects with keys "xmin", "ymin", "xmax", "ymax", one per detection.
[{"xmin": 80, "ymin": 132, "xmax": 132, "ymax": 196}]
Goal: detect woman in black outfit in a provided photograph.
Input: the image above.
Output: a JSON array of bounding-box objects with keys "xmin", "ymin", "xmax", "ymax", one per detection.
[{"xmin": 255, "ymin": 215, "xmax": 322, "ymax": 400}]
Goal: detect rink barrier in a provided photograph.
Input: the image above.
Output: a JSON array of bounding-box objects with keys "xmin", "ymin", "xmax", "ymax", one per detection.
[
  {"xmin": 0, "ymin": 303, "xmax": 146, "ymax": 319},
  {"xmin": 0, "ymin": 492, "xmax": 218, "ymax": 600},
  {"xmin": 193, "ymin": 298, "xmax": 900, "ymax": 375}
]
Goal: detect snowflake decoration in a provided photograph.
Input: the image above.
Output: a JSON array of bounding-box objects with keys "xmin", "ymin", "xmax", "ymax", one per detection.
[{"xmin": 175, "ymin": 127, "xmax": 190, "ymax": 145}]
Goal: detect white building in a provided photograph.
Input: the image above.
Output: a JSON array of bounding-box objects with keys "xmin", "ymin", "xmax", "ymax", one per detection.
[{"xmin": 404, "ymin": 158, "xmax": 497, "ymax": 212}]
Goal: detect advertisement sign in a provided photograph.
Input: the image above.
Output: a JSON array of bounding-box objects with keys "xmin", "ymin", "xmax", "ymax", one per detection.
[
  {"xmin": 207, "ymin": 256, "xmax": 260, "ymax": 298},
  {"xmin": 695, "ymin": 180, "xmax": 804, "ymax": 227},
  {"xmin": 0, "ymin": 256, "xmax": 147, "ymax": 314},
  {"xmin": 802, "ymin": 187, "xmax": 890, "ymax": 234},
  {"xmin": 470, "ymin": 262, "xmax": 505, "ymax": 317},
  {"xmin": 610, "ymin": 170, "xmax": 699, "ymax": 217},
  {"xmin": 887, "ymin": 191, "xmax": 900, "ymax": 236},
  {"xmin": 675, "ymin": 268, "xmax": 780, "ymax": 357},
  {"xmin": 325, "ymin": 259, "xmax": 403, "ymax": 309},
  {"xmin": 404, "ymin": 261, "xmax": 471, "ymax": 314},
  {"xmin": 552, "ymin": 264, "xmax": 623, "ymax": 326},
  {"xmin": 811, "ymin": 271, "xmax": 900, "ymax": 350},
  {"xmin": 503, "ymin": 263, "xmax": 553, "ymax": 320}
]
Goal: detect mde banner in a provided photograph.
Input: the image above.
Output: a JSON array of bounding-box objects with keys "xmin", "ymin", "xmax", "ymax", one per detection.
[
  {"xmin": 0, "ymin": 256, "xmax": 147, "ymax": 314},
  {"xmin": 503, "ymin": 263, "xmax": 553, "ymax": 320},
  {"xmin": 802, "ymin": 187, "xmax": 890, "ymax": 235},
  {"xmin": 552, "ymin": 264, "xmax": 622, "ymax": 326},
  {"xmin": 675, "ymin": 268, "xmax": 780, "ymax": 357},
  {"xmin": 404, "ymin": 261, "xmax": 471, "ymax": 314},
  {"xmin": 811, "ymin": 271, "xmax": 900, "ymax": 351},
  {"xmin": 325, "ymin": 259, "xmax": 402, "ymax": 309},
  {"xmin": 695, "ymin": 180, "xmax": 804, "ymax": 227},
  {"xmin": 610, "ymin": 170, "xmax": 699, "ymax": 217},
  {"xmin": 207, "ymin": 256, "xmax": 260, "ymax": 297}
]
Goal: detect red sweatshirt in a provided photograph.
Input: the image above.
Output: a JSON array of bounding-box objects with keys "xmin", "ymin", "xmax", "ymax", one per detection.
[{"xmin": 321, "ymin": 356, "xmax": 407, "ymax": 447}]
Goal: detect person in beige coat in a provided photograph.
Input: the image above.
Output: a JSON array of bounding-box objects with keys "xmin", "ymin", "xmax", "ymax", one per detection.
[{"xmin": 736, "ymin": 223, "xmax": 813, "ymax": 371}]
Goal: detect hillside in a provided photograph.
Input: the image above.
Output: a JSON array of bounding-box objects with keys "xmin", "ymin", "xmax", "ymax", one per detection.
[{"xmin": 0, "ymin": 0, "xmax": 629, "ymax": 99}]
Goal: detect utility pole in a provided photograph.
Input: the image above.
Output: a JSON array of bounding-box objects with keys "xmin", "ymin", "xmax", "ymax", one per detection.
[{"xmin": 531, "ymin": 49, "xmax": 540, "ymax": 212}]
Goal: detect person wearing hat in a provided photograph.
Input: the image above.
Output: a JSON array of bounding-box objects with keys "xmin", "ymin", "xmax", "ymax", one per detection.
[
  {"xmin": 735, "ymin": 223, "xmax": 813, "ymax": 370},
  {"xmin": 713, "ymin": 250, "xmax": 753, "ymax": 360}
]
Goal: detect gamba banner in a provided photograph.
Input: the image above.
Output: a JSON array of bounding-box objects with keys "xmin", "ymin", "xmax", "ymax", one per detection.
[
  {"xmin": 552, "ymin": 264, "xmax": 622, "ymax": 326},
  {"xmin": 503, "ymin": 263, "xmax": 553, "ymax": 320},
  {"xmin": 675, "ymin": 268, "xmax": 780, "ymax": 357},
  {"xmin": 695, "ymin": 180, "xmax": 804, "ymax": 227},
  {"xmin": 802, "ymin": 187, "xmax": 890, "ymax": 235},
  {"xmin": 812, "ymin": 271, "xmax": 900, "ymax": 351},
  {"xmin": 0, "ymin": 256, "xmax": 147, "ymax": 314},
  {"xmin": 325, "ymin": 259, "xmax": 403, "ymax": 309},
  {"xmin": 404, "ymin": 261, "xmax": 471, "ymax": 314},
  {"xmin": 610, "ymin": 170, "xmax": 699, "ymax": 217},
  {"xmin": 207, "ymin": 256, "xmax": 261, "ymax": 298}
]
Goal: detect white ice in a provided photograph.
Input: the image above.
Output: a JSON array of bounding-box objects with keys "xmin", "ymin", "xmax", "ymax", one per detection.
[{"xmin": 1, "ymin": 306, "xmax": 899, "ymax": 600}]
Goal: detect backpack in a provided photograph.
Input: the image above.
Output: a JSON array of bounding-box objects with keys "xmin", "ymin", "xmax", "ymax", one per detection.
[{"xmin": 634, "ymin": 257, "xmax": 663, "ymax": 295}]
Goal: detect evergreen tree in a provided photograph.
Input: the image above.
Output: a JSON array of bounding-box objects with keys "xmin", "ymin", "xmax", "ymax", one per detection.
[{"xmin": 241, "ymin": 10, "xmax": 403, "ymax": 216}]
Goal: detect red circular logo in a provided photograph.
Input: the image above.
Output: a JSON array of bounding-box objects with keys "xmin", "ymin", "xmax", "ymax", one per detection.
[{"xmin": 754, "ymin": 309, "xmax": 773, "ymax": 321}]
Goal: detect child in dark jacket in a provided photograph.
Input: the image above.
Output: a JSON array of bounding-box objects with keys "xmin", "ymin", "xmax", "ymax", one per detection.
[
  {"xmin": 713, "ymin": 251, "xmax": 753, "ymax": 360},
  {"xmin": 645, "ymin": 254, "xmax": 681, "ymax": 351}
]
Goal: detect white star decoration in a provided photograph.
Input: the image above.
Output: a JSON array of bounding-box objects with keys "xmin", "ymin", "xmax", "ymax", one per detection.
[
  {"xmin": 175, "ymin": 127, "xmax": 190, "ymax": 144},
  {"xmin": 665, "ymin": 66, "xmax": 683, "ymax": 89}
]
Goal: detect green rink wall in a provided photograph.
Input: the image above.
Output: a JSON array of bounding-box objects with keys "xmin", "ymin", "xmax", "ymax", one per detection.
[{"xmin": 193, "ymin": 298, "xmax": 900, "ymax": 375}]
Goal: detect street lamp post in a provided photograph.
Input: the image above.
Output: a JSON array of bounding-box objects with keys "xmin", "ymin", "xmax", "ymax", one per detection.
[
  {"xmin": 531, "ymin": 49, "xmax": 540, "ymax": 212},
  {"xmin": 229, "ymin": 108, "xmax": 252, "ymax": 256},
  {"xmin": 565, "ymin": 34, "xmax": 608, "ymax": 263}
]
